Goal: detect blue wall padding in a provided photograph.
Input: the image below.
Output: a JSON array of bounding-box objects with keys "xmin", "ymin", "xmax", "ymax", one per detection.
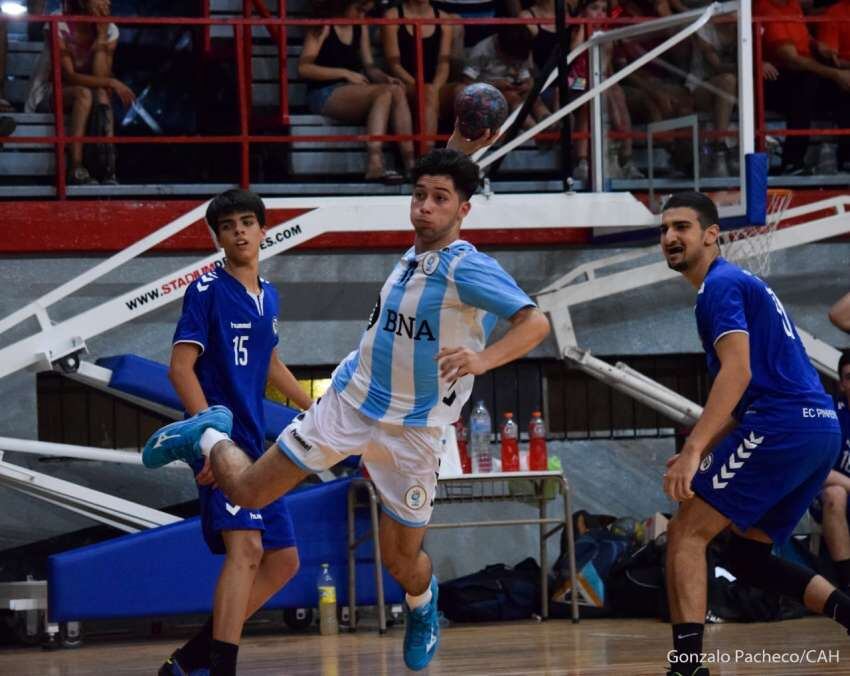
[
  {"xmin": 48, "ymin": 477, "xmax": 402, "ymax": 621},
  {"xmin": 96, "ymin": 354, "xmax": 299, "ymax": 441},
  {"xmin": 745, "ymin": 152, "xmax": 769, "ymax": 226}
]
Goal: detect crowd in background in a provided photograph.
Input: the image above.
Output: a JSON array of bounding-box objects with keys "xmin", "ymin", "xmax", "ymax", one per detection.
[{"xmin": 3, "ymin": 0, "xmax": 850, "ymax": 184}]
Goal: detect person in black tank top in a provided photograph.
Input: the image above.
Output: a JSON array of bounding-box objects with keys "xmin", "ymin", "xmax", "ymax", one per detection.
[
  {"xmin": 381, "ymin": 0, "xmax": 455, "ymax": 151},
  {"xmin": 298, "ymin": 0, "xmax": 415, "ymax": 181}
]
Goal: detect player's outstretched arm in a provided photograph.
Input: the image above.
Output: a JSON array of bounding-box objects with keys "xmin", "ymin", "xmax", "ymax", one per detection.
[
  {"xmin": 829, "ymin": 291, "xmax": 850, "ymax": 332},
  {"xmin": 665, "ymin": 332, "xmax": 751, "ymax": 501},
  {"xmin": 268, "ymin": 353, "xmax": 313, "ymax": 411},
  {"xmin": 437, "ymin": 307, "xmax": 549, "ymax": 380}
]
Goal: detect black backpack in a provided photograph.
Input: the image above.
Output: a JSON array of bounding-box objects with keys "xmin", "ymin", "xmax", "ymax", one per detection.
[
  {"xmin": 438, "ymin": 557, "xmax": 541, "ymax": 622},
  {"xmin": 606, "ymin": 537, "xmax": 669, "ymax": 620}
]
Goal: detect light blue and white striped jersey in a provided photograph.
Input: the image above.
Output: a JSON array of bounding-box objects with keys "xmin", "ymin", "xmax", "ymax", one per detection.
[{"xmin": 331, "ymin": 240, "xmax": 535, "ymax": 427}]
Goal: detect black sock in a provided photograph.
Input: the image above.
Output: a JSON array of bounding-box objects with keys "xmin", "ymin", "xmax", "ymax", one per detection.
[
  {"xmin": 671, "ymin": 623, "xmax": 704, "ymax": 675},
  {"xmin": 173, "ymin": 616, "xmax": 213, "ymax": 670},
  {"xmin": 824, "ymin": 589, "xmax": 850, "ymax": 631},
  {"xmin": 836, "ymin": 559, "xmax": 850, "ymax": 589},
  {"xmin": 210, "ymin": 639, "xmax": 239, "ymax": 676}
]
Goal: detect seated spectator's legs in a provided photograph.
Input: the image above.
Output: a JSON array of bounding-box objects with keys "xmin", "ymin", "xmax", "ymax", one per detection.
[
  {"xmin": 406, "ymin": 83, "xmax": 443, "ymax": 153},
  {"xmin": 693, "ymin": 72, "xmax": 737, "ymax": 176},
  {"xmin": 321, "ymin": 83, "xmax": 412, "ymax": 179},
  {"xmin": 64, "ymin": 86, "xmax": 95, "ymax": 182},
  {"xmin": 605, "ymin": 83, "xmax": 643, "ymax": 178},
  {"xmin": 816, "ymin": 78, "xmax": 850, "ymax": 172},
  {"xmin": 763, "ymin": 69, "xmax": 818, "ymax": 172},
  {"xmin": 821, "ymin": 484, "xmax": 850, "ymax": 590},
  {"xmin": 387, "ymin": 84, "xmax": 415, "ymax": 172},
  {"xmin": 90, "ymin": 46, "xmax": 117, "ymax": 182}
]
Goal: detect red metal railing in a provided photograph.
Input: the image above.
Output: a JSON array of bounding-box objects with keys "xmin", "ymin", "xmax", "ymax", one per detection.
[{"xmin": 4, "ymin": 9, "xmax": 849, "ymax": 198}]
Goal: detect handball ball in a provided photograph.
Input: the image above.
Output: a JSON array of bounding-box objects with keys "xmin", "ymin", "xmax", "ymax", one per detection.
[{"xmin": 454, "ymin": 83, "xmax": 509, "ymax": 140}]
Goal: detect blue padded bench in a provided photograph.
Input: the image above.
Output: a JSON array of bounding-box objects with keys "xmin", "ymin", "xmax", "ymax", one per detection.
[{"xmin": 48, "ymin": 477, "xmax": 402, "ymax": 621}]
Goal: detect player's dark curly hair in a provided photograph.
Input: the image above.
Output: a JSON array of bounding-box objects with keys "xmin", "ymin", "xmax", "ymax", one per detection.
[
  {"xmin": 411, "ymin": 149, "xmax": 480, "ymax": 201},
  {"xmin": 205, "ymin": 189, "xmax": 266, "ymax": 235},
  {"xmin": 661, "ymin": 191, "xmax": 719, "ymax": 229}
]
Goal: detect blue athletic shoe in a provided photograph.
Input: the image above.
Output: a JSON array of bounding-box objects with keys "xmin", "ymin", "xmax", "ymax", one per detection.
[
  {"xmin": 142, "ymin": 405, "xmax": 232, "ymax": 468},
  {"xmin": 158, "ymin": 654, "xmax": 209, "ymax": 676},
  {"xmin": 403, "ymin": 576, "xmax": 440, "ymax": 671}
]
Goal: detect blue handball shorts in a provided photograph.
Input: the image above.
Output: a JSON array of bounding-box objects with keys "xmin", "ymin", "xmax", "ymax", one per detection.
[
  {"xmin": 692, "ymin": 426, "xmax": 841, "ymax": 544},
  {"xmin": 197, "ymin": 483, "xmax": 296, "ymax": 555}
]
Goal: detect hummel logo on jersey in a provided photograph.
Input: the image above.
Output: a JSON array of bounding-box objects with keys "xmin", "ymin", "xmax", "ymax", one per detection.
[
  {"xmin": 225, "ymin": 503, "xmax": 241, "ymax": 516},
  {"xmin": 713, "ymin": 432, "xmax": 763, "ymax": 489},
  {"xmin": 152, "ymin": 431, "xmax": 181, "ymax": 449},
  {"xmin": 230, "ymin": 321, "xmax": 252, "ymax": 329},
  {"xmin": 196, "ymin": 273, "xmax": 217, "ymax": 292},
  {"xmin": 383, "ymin": 310, "xmax": 435, "ymax": 341},
  {"xmin": 442, "ymin": 391, "xmax": 457, "ymax": 406}
]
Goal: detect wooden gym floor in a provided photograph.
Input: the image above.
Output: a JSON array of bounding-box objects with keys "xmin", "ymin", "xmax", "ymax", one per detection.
[{"xmin": 2, "ymin": 616, "xmax": 850, "ymax": 675}]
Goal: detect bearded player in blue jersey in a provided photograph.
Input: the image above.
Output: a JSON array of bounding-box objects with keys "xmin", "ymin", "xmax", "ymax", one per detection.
[
  {"xmin": 142, "ymin": 137, "xmax": 550, "ymax": 672},
  {"xmin": 158, "ymin": 189, "xmax": 313, "ymax": 676},
  {"xmin": 660, "ymin": 192, "xmax": 844, "ymax": 676}
]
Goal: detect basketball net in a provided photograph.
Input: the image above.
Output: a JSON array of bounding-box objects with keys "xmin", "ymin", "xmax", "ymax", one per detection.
[{"xmin": 720, "ymin": 189, "xmax": 793, "ymax": 278}]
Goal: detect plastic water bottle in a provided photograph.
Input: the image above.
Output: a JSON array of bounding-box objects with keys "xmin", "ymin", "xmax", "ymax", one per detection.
[
  {"xmin": 469, "ymin": 401, "xmax": 492, "ymax": 473},
  {"xmin": 317, "ymin": 563, "xmax": 339, "ymax": 635},
  {"xmin": 453, "ymin": 418, "xmax": 471, "ymax": 474},
  {"xmin": 529, "ymin": 411, "xmax": 548, "ymax": 471},
  {"xmin": 500, "ymin": 412, "xmax": 520, "ymax": 472}
]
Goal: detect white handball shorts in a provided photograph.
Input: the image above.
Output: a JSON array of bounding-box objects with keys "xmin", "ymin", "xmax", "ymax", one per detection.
[{"xmin": 276, "ymin": 387, "xmax": 441, "ymax": 527}]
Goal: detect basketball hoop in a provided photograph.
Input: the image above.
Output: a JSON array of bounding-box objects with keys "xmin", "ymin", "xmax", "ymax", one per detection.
[{"xmin": 721, "ymin": 188, "xmax": 793, "ymax": 278}]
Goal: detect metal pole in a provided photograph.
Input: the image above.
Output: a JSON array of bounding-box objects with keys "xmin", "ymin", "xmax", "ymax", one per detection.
[
  {"xmin": 561, "ymin": 476, "xmax": 579, "ymax": 622},
  {"xmin": 539, "ymin": 479, "xmax": 548, "ymax": 619},
  {"xmin": 414, "ymin": 23, "xmax": 427, "ymax": 156},
  {"xmin": 347, "ymin": 482, "xmax": 358, "ymax": 632},
  {"xmin": 364, "ymin": 481, "xmax": 387, "ymax": 634},
  {"xmin": 555, "ymin": 0, "xmax": 573, "ymax": 189},
  {"xmin": 50, "ymin": 21, "xmax": 66, "ymax": 199}
]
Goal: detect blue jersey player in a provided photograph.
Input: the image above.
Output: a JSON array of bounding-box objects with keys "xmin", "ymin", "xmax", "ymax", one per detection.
[
  {"xmin": 142, "ymin": 143, "xmax": 550, "ymax": 672},
  {"xmin": 659, "ymin": 192, "xmax": 844, "ymax": 676},
  {"xmin": 159, "ymin": 190, "xmax": 312, "ymax": 676},
  {"xmin": 810, "ymin": 351, "xmax": 850, "ymax": 590}
]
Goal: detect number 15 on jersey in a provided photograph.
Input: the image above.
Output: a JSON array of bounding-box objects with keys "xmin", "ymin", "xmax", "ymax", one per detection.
[{"xmin": 233, "ymin": 335, "xmax": 249, "ymax": 365}]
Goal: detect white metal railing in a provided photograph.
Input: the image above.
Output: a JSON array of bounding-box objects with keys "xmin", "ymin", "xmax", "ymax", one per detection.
[{"xmin": 474, "ymin": 0, "xmax": 740, "ymax": 180}]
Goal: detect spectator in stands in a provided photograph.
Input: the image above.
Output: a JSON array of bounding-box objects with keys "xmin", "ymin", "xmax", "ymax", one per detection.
[
  {"xmin": 460, "ymin": 24, "xmax": 545, "ymax": 138},
  {"xmin": 299, "ymin": 0, "xmax": 415, "ymax": 183},
  {"xmin": 0, "ymin": 21, "xmax": 14, "ymax": 113},
  {"xmin": 24, "ymin": 0, "xmax": 135, "ymax": 185},
  {"xmin": 381, "ymin": 0, "xmax": 455, "ymax": 152},
  {"xmin": 814, "ymin": 0, "xmax": 850, "ymax": 171},
  {"xmin": 756, "ymin": 0, "xmax": 850, "ymax": 175},
  {"xmin": 810, "ymin": 350, "xmax": 850, "ymax": 592},
  {"xmin": 548, "ymin": 0, "xmax": 643, "ymax": 182},
  {"xmin": 830, "ymin": 291, "xmax": 850, "ymax": 332},
  {"xmin": 685, "ymin": 16, "xmax": 738, "ymax": 177},
  {"xmin": 432, "ymin": 0, "xmax": 522, "ymax": 48}
]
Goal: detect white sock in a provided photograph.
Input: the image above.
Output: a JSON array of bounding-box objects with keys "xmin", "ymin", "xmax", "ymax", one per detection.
[
  {"xmin": 200, "ymin": 428, "xmax": 229, "ymax": 457},
  {"xmin": 406, "ymin": 587, "xmax": 432, "ymax": 611}
]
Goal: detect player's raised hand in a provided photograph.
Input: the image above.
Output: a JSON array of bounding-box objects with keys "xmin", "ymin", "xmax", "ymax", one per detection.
[
  {"xmin": 195, "ymin": 455, "xmax": 218, "ymax": 488},
  {"xmin": 663, "ymin": 452, "xmax": 699, "ymax": 502},
  {"xmin": 436, "ymin": 346, "xmax": 488, "ymax": 380},
  {"xmin": 447, "ymin": 119, "xmax": 497, "ymax": 156}
]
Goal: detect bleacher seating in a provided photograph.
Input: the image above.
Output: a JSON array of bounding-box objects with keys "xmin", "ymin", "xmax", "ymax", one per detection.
[{"xmin": 1, "ymin": 37, "xmax": 54, "ymax": 183}]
